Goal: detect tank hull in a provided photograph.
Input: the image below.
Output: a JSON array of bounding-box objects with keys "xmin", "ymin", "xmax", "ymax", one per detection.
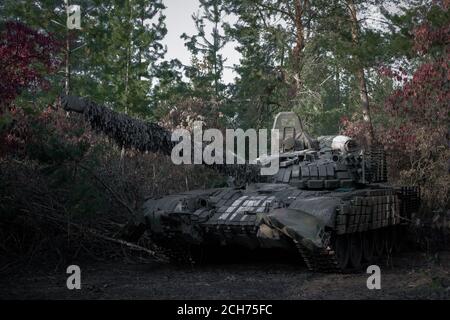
[{"xmin": 142, "ymin": 183, "xmax": 419, "ymax": 272}]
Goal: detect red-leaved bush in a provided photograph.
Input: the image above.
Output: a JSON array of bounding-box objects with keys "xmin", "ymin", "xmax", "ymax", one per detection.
[
  {"xmin": 342, "ymin": 5, "xmax": 449, "ymax": 211},
  {"xmin": 0, "ymin": 21, "xmax": 62, "ymax": 156},
  {"xmin": 0, "ymin": 21, "xmax": 61, "ymax": 105}
]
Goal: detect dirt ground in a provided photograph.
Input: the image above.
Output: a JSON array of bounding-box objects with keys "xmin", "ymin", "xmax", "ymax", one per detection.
[{"xmin": 0, "ymin": 250, "xmax": 449, "ymax": 300}]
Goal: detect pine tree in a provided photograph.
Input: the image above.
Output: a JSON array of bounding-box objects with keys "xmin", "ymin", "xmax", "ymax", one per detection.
[
  {"xmin": 181, "ymin": 0, "xmax": 230, "ymax": 101},
  {"xmin": 2, "ymin": 0, "xmax": 168, "ymax": 119},
  {"xmin": 93, "ymin": 0, "xmax": 167, "ymax": 117}
]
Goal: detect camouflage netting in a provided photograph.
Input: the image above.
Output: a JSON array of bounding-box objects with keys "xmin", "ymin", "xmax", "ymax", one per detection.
[
  {"xmin": 68, "ymin": 97, "xmax": 262, "ymax": 185},
  {"xmin": 82, "ymin": 100, "xmax": 175, "ymax": 156}
]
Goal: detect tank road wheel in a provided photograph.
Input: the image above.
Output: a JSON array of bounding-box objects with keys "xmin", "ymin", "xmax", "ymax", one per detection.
[
  {"xmin": 335, "ymin": 234, "xmax": 350, "ymax": 270},
  {"xmin": 362, "ymin": 231, "xmax": 375, "ymax": 263},
  {"xmin": 349, "ymin": 233, "xmax": 363, "ymax": 269},
  {"xmin": 373, "ymin": 229, "xmax": 385, "ymax": 258}
]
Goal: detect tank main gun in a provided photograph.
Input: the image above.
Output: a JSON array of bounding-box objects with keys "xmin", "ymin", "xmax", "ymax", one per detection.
[
  {"xmin": 61, "ymin": 95, "xmax": 175, "ymax": 155},
  {"xmin": 61, "ymin": 95, "xmax": 261, "ymax": 185},
  {"xmin": 61, "ymin": 96, "xmax": 388, "ymax": 189}
]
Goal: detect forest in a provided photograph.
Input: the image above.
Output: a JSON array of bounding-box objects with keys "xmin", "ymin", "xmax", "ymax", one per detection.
[{"xmin": 0, "ymin": 0, "xmax": 449, "ymax": 281}]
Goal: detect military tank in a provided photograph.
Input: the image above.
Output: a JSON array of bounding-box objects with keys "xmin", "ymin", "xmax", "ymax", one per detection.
[{"xmin": 61, "ymin": 96, "xmax": 420, "ymax": 272}]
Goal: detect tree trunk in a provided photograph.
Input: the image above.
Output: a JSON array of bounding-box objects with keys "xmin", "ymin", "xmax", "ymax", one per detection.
[
  {"xmin": 65, "ymin": 1, "xmax": 71, "ymax": 95},
  {"xmin": 336, "ymin": 65, "xmax": 341, "ymax": 107},
  {"xmin": 65, "ymin": 37, "xmax": 70, "ymax": 95},
  {"xmin": 356, "ymin": 68, "xmax": 371, "ymax": 124},
  {"xmin": 122, "ymin": 0, "xmax": 134, "ymax": 171},
  {"xmin": 347, "ymin": 0, "xmax": 375, "ymax": 143},
  {"xmin": 124, "ymin": 0, "xmax": 132, "ymax": 115},
  {"xmin": 292, "ymin": 0, "xmax": 307, "ymax": 92}
]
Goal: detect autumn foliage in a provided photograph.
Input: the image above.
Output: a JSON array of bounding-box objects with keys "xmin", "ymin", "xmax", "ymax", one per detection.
[
  {"xmin": 342, "ymin": 4, "xmax": 449, "ymax": 211},
  {"xmin": 0, "ymin": 21, "xmax": 60, "ymax": 105},
  {"xmin": 0, "ymin": 21, "xmax": 62, "ymax": 156}
]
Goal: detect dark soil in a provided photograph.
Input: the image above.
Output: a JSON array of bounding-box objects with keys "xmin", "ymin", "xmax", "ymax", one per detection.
[{"xmin": 0, "ymin": 250, "xmax": 449, "ymax": 300}]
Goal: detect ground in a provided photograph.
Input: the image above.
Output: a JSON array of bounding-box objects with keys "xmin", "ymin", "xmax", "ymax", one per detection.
[{"xmin": 0, "ymin": 250, "xmax": 449, "ymax": 300}]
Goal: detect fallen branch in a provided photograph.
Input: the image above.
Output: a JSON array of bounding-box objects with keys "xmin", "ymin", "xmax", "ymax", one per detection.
[
  {"xmin": 85, "ymin": 228, "xmax": 169, "ymax": 263},
  {"xmin": 77, "ymin": 163, "xmax": 135, "ymax": 216},
  {"xmin": 30, "ymin": 210, "xmax": 169, "ymax": 263}
]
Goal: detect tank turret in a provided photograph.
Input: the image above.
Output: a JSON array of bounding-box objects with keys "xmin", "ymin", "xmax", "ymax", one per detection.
[{"xmin": 257, "ymin": 111, "xmax": 387, "ymax": 189}]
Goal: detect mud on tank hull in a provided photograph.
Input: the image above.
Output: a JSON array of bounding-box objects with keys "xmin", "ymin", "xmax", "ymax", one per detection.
[{"xmin": 142, "ymin": 183, "xmax": 420, "ymax": 272}]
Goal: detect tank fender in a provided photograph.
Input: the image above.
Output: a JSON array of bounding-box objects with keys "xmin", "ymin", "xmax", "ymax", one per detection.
[
  {"xmin": 262, "ymin": 197, "xmax": 340, "ymax": 249},
  {"xmin": 262, "ymin": 208, "xmax": 325, "ymax": 248},
  {"xmin": 288, "ymin": 197, "xmax": 340, "ymax": 227}
]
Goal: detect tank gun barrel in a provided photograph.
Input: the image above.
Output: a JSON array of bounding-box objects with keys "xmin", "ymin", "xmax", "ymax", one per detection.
[
  {"xmin": 61, "ymin": 95, "xmax": 175, "ymax": 156},
  {"xmin": 61, "ymin": 95, "xmax": 261, "ymax": 185}
]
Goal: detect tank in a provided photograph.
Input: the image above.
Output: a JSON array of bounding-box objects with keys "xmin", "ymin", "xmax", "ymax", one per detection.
[{"xmin": 61, "ymin": 96, "xmax": 421, "ymax": 272}]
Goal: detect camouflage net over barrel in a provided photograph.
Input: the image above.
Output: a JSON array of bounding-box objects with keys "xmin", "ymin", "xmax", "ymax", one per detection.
[
  {"xmin": 82, "ymin": 100, "xmax": 175, "ymax": 156},
  {"xmin": 63, "ymin": 96, "xmax": 261, "ymax": 185}
]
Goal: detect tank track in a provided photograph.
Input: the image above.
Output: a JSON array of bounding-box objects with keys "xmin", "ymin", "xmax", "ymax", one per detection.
[
  {"xmin": 295, "ymin": 240, "xmax": 342, "ymax": 273},
  {"xmin": 293, "ymin": 187, "xmax": 420, "ymax": 273},
  {"xmin": 294, "ymin": 227, "xmax": 395, "ymax": 273}
]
